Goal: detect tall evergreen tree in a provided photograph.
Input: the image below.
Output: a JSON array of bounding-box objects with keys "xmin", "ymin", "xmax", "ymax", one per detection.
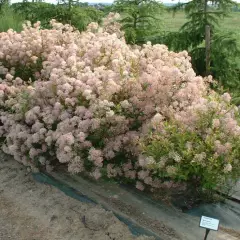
[{"xmin": 112, "ymin": 0, "xmax": 163, "ymax": 44}]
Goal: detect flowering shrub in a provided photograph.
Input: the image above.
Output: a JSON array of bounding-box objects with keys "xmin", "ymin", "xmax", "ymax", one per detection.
[
  {"xmin": 141, "ymin": 93, "xmax": 240, "ymax": 195},
  {"xmin": 0, "ymin": 13, "xmax": 239, "ymax": 200}
]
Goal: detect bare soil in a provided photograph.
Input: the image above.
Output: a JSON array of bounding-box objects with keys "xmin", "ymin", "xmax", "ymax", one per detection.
[
  {"xmin": 1, "ymin": 152, "xmax": 239, "ymax": 240},
  {"xmin": 0, "ymin": 152, "xmax": 154, "ymax": 240}
]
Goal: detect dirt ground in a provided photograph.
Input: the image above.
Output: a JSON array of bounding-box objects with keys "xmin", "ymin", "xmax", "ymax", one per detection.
[
  {"xmin": 1, "ymin": 152, "xmax": 239, "ymax": 240},
  {"xmin": 0, "ymin": 152, "xmax": 154, "ymax": 240}
]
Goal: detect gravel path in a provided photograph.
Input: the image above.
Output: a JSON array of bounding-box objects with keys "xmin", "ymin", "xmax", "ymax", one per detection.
[{"xmin": 0, "ymin": 152, "xmax": 153, "ymax": 240}]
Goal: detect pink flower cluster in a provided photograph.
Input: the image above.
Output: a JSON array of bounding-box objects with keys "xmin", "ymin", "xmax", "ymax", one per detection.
[{"xmin": 0, "ymin": 14, "xmax": 239, "ymax": 191}]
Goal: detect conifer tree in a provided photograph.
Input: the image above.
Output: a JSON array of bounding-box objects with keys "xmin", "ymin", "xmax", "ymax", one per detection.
[{"xmin": 112, "ymin": 0, "xmax": 163, "ymax": 44}]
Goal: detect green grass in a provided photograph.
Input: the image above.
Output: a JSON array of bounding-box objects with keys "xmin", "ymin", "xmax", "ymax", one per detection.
[
  {"xmin": 161, "ymin": 11, "xmax": 240, "ymax": 66},
  {"xmin": 162, "ymin": 11, "xmax": 240, "ymax": 33},
  {"xmin": 0, "ymin": 6, "xmax": 24, "ymax": 32},
  {"xmin": 161, "ymin": 11, "xmax": 187, "ymax": 32},
  {"xmin": 161, "ymin": 11, "xmax": 240, "ymax": 45}
]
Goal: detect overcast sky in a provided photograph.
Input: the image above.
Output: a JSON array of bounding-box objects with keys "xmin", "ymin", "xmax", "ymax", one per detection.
[{"xmin": 10, "ymin": 0, "xmax": 240, "ymax": 3}]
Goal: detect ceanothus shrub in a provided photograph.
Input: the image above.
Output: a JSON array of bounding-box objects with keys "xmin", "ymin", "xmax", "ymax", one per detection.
[{"xmin": 0, "ymin": 13, "xmax": 239, "ymax": 198}]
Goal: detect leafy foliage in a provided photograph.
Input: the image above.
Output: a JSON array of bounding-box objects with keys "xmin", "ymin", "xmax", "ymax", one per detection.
[
  {"xmin": 12, "ymin": 2, "xmax": 103, "ymax": 32},
  {"xmin": 112, "ymin": 0, "xmax": 164, "ymax": 44},
  {"xmin": 142, "ymin": 95, "xmax": 240, "ymax": 198},
  {"xmin": 0, "ymin": 5, "xmax": 24, "ymax": 32},
  {"xmin": 0, "ymin": 0, "xmax": 9, "ymax": 11}
]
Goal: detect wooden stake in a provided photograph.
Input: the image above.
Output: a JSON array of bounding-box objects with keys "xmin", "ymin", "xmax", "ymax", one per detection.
[
  {"xmin": 205, "ymin": 25, "xmax": 211, "ymax": 76},
  {"xmin": 204, "ymin": 229, "xmax": 210, "ymax": 240}
]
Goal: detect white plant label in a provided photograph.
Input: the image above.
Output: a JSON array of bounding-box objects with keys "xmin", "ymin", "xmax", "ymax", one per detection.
[{"xmin": 200, "ymin": 216, "xmax": 220, "ymax": 231}]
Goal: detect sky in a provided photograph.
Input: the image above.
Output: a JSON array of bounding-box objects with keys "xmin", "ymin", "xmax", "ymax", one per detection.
[{"xmin": 10, "ymin": 0, "xmax": 240, "ymax": 4}]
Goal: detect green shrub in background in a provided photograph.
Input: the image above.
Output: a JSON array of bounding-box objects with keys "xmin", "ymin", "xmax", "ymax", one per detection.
[
  {"xmin": 0, "ymin": 5, "xmax": 24, "ymax": 32},
  {"xmin": 0, "ymin": 0, "xmax": 9, "ymax": 11},
  {"xmin": 12, "ymin": 2, "xmax": 103, "ymax": 32}
]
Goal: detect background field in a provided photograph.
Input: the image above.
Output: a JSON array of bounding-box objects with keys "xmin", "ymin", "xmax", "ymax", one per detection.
[
  {"xmin": 162, "ymin": 11, "xmax": 240, "ymax": 33},
  {"xmin": 161, "ymin": 11, "xmax": 240, "ymax": 65}
]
